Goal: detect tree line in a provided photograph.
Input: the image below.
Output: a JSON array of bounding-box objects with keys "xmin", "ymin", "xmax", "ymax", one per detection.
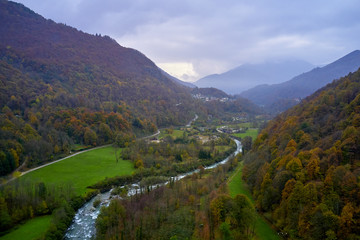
[
  {"xmin": 96, "ymin": 153, "xmax": 256, "ymax": 240},
  {"xmin": 0, "ymin": 179, "xmax": 92, "ymax": 239}
]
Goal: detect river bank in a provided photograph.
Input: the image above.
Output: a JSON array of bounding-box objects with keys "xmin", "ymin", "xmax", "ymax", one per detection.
[{"xmin": 65, "ymin": 139, "xmax": 242, "ymax": 239}]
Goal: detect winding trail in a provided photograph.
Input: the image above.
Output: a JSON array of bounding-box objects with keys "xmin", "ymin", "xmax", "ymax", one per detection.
[
  {"xmin": 0, "ymin": 144, "xmax": 110, "ymax": 186},
  {"xmin": 19, "ymin": 145, "xmax": 112, "ymax": 177},
  {"xmin": 186, "ymin": 114, "xmax": 198, "ymax": 127},
  {"xmin": 1, "ymin": 115, "xmax": 197, "ymax": 186}
]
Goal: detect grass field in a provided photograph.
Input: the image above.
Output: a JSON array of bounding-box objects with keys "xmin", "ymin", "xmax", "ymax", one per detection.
[
  {"xmin": 228, "ymin": 162, "xmax": 253, "ymax": 201},
  {"xmin": 21, "ymin": 146, "xmax": 134, "ymax": 196},
  {"xmin": 228, "ymin": 163, "xmax": 280, "ymax": 240},
  {"xmin": 232, "ymin": 128, "xmax": 259, "ymax": 140},
  {"xmin": 0, "ymin": 215, "xmax": 52, "ymax": 240},
  {"xmin": 159, "ymin": 129, "xmax": 184, "ymax": 139},
  {"xmin": 1, "ymin": 146, "xmax": 134, "ymax": 240}
]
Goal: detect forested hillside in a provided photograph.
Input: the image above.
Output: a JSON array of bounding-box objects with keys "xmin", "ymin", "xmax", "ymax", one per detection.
[
  {"xmin": 0, "ymin": 0, "xmax": 262, "ymax": 178},
  {"xmin": 243, "ymin": 68, "xmax": 360, "ymax": 239},
  {"xmin": 0, "ymin": 0, "xmax": 199, "ymax": 176}
]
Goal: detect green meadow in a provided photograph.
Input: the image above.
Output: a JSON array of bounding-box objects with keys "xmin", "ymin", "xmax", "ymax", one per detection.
[
  {"xmin": 232, "ymin": 128, "xmax": 259, "ymax": 140},
  {"xmin": 159, "ymin": 129, "xmax": 184, "ymax": 139},
  {"xmin": 0, "ymin": 146, "xmax": 133, "ymax": 240},
  {"xmin": 228, "ymin": 163, "xmax": 280, "ymax": 240},
  {"xmin": 0, "ymin": 215, "xmax": 52, "ymax": 240},
  {"xmin": 21, "ymin": 146, "xmax": 134, "ymax": 196}
]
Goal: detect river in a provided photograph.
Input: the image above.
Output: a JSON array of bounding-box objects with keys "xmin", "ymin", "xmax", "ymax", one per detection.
[{"xmin": 64, "ymin": 138, "xmax": 241, "ymax": 239}]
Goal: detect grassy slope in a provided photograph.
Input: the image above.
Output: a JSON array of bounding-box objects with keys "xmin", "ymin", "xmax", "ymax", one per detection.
[
  {"xmin": 228, "ymin": 163, "xmax": 280, "ymax": 240},
  {"xmin": 21, "ymin": 146, "xmax": 134, "ymax": 196},
  {"xmin": 0, "ymin": 215, "xmax": 52, "ymax": 240}
]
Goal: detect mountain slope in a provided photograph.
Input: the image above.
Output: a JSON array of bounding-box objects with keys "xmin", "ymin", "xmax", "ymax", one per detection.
[
  {"xmin": 241, "ymin": 50, "xmax": 360, "ymax": 111},
  {"xmin": 243, "ymin": 68, "xmax": 360, "ymax": 239},
  {"xmin": 0, "ymin": 0, "xmax": 199, "ymax": 176},
  {"xmin": 195, "ymin": 59, "xmax": 314, "ymax": 94},
  {"xmin": 0, "ymin": 0, "xmax": 196, "ymax": 123}
]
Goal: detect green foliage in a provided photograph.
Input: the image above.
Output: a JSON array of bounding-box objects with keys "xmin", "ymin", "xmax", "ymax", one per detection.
[
  {"xmin": 96, "ymin": 199, "xmax": 126, "ymax": 239},
  {"xmin": 0, "ymin": 179, "xmax": 75, "ymax": 234},
  {"xmin": 210, "ymin": 194, "xmax": 256, "ymax": 239},
  {"xmin": 114, "ymin": 132, "xmax": 134, "ymax": 148},
  {"xmin": 95, "ymin": 154, "xmax": 253, "ymax": 240},
  {"xmin": 198, "ymin": 149, "xmax": 211, "ymax": 159},
  {"xmin": 0, "ymin": 197, "xmax": 12, "ymax": 232},
  {"xmin": 84, "ymin": 128, "xmax": 97, "ymax": 146},
  {"xmin": 242, "ymin": 136, "xmax": 253, "ymax": 153}
]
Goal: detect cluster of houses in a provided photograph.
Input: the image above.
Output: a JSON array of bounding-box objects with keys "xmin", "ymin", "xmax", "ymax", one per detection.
[
  {"xmin": 192, "ymin": 93, "xmax": 229, "ymax": 102},
  {"xmin": 217, "ymin": 126, "xmax": 246, "ymax": 134},
  {"xmin": 193, "ymin": 134, "xmax": 219, "ymax": 143}
]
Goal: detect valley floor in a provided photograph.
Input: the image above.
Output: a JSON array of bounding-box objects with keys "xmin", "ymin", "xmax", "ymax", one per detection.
[{"xmin": 228, "ymin": 162, "xmax": 280, "ymax": 240}]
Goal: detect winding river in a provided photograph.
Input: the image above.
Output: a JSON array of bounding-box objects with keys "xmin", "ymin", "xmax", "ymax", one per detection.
[{"xmin": 65, "ymin": 138, "xmax": 241, "ymax": 239}]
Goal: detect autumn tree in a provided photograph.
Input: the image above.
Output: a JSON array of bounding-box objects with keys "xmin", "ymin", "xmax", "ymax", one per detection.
[
  {"xmin": 242, "ymin": 136, "xmax": 252, "ymax": 153},
  {"xmin": 84, "ymin": 127, "xmax": 97, "ymax": 146}
]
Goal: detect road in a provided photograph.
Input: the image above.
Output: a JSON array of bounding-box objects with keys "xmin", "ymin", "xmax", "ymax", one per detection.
[
  {"xmin": 186, "ymin": 114, "xmax": 198, "ymax": 127},
  {"xmin": 19, "ymin": 144, "xmax": 112, "ymax": 178},
  {"xmin": 1, "ymin": 114, "xmax": 197, "ymax": 186}
]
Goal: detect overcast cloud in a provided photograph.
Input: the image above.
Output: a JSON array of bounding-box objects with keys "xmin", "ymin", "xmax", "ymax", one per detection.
[{"xmin": 12, "ymin": 0, "xmax": 360, "ymax": 82}]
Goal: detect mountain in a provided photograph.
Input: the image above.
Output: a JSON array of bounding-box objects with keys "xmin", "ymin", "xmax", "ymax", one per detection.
[
  {"xmin": 195, "ymin": 59, "xmax": 314, "ymax": 94},
  {"xmin": 160, "ymin": 69, "xmax": 196, "ymax": 88},
  {"xmin": 243, "ymin": 68, "xmax": 360, "ymax": 239},
  {"xmin": 0, "ymin": 0, "xmax": 200, "ymax": 176},
  {"xmin": 241, "ymin": 50, "xmax": 360, "ymax": 111},
  {"xmin": 0, "ymin": 0, "xmax": 263, "ymax": 177},
  {"xmin": 0, "ymin": 0, "xmax": 197, "ymax": 125}
]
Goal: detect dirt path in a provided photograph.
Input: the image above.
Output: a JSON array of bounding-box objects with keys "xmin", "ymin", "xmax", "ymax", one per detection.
[
  {"xmin": 20, "ymin": 144, "xmax": 112, "ymax": 177},
  {"xmin": 1, "ymin": 129, "xmax": 162, "ymax": 186},
  {"xmin": 1, "ymin": 115, "xmax": 197, "ymax": 186},
  {"xmin": 0, "ymin": 144, "xmax": 112, "ymax": 186}
]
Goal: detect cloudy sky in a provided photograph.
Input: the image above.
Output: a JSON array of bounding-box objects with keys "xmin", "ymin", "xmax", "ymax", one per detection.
[{"xmin": 13, "ymin": 0, "xmax": 360, "ymax": 82}]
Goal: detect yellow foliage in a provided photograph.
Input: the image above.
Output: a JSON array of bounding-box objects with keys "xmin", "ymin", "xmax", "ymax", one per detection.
[
  {"xmin": 54, "ymin": 145, "xmax": 61, "ymax": 154},
  {"xmin": 284, "ymin": 139, "xmax": 297, "ymax": 154},
  {"xmin": 135, "ymin": 159, "xmax": 144, "ymax": 169},
  {"xmin": 306, "ymin": 155, "xmax": 320, "ymax": 180},
  {"xmin": 9, "ymin": 148, "xmax": 19, "ymax": 167},
  {"xmin": 12, "ymin": 171, "xmax": 21, "ymax": 178},
  {"xmin": 281, "ymin": 178, "xmax": 296, "ymax": 200},
  {"xmin": 286, "ymin": 157, "xmax": 303, "ymax": 173}
]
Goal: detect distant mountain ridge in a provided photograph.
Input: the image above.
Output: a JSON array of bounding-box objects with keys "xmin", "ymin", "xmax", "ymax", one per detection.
[
  {"xmin": 195, "ymin": 59, "xmax": 314, "ymax": 94},
  {"xmin": 160, "ymin": 69, "xmax": 196, "ymax": 88},
  {"xmin": 241, "ymin": 50, "xmax": 360, "ymax": 111}
]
